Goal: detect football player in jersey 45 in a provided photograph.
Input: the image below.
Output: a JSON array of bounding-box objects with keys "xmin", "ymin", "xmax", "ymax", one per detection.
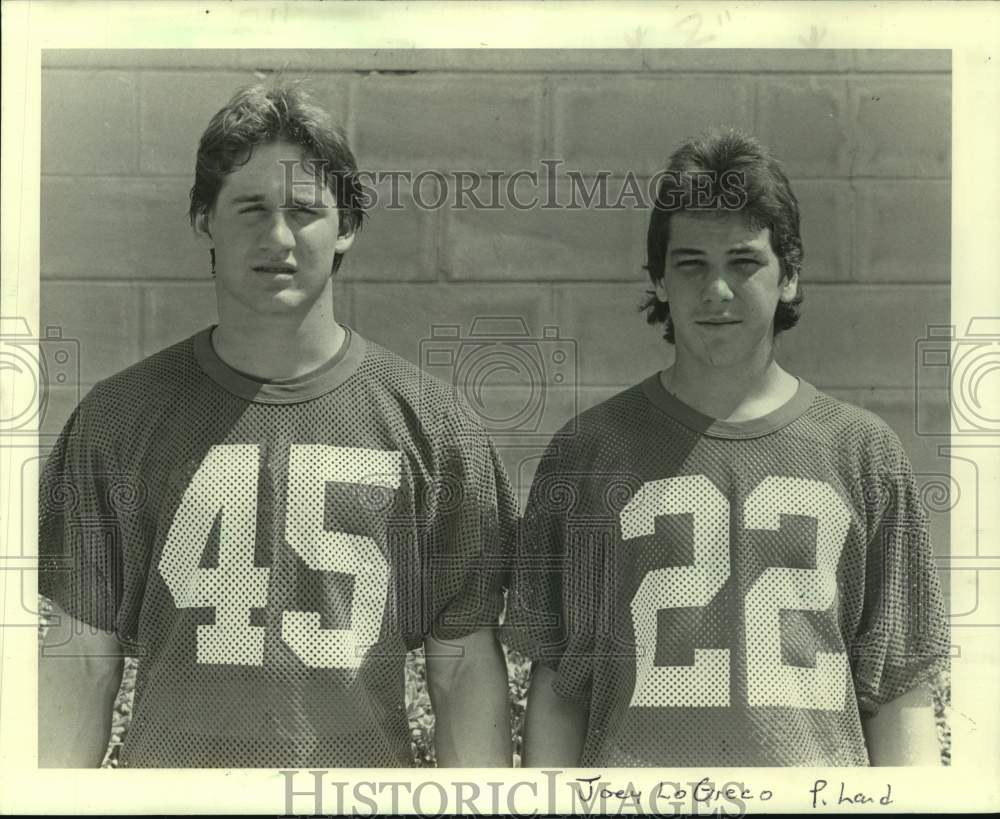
[
  {"xmin": 38, "ymin": 82, "xmax": 517, "ymax": 768},
  {"xmin": 501, "ymin": 129, "xmax": 950, "ymax": 767}
]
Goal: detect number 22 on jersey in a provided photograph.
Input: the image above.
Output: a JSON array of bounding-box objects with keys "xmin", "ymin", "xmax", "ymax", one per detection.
[
  {"xmin": 622, "ymin": 474, "xmax": 851, "ymax": 711},
  {"xmin": 158, "ymin": 444, "xmax": 402, "ymax": 670}
]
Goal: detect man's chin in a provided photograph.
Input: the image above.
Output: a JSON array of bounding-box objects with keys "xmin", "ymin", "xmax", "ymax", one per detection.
[
  {"xmin": 230, "ymin": 291, "xmax": 312, "ymax": 317},
  {"xmin": 679, "ymin": 338, "xmax": 748, "ymax": 370}
]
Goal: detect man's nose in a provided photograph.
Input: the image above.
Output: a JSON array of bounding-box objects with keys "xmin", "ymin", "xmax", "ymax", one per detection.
[
  {"xmin": 701, "ymin": 269, "xmax": 734, "ymax": 302},
  {"xmin": 260, "ymin": 211, "xmax": 295, "ymax": 251}
]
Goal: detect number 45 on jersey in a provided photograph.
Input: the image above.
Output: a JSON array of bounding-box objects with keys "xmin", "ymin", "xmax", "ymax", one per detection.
[{"xmin": 158, "ymin": 444, "xmax": 401, "ymax": 671}]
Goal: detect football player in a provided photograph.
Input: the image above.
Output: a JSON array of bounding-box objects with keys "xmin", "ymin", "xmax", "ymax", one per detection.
[
  {"xmin": 501, "ymin": 129, "xmax": 950, "ymax": 766},
  {"xmin": 38, "ymin": 82, "xmax": 516, "ymax": 768}
]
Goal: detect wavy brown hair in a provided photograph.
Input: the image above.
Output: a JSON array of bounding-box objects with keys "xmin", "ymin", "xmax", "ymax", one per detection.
[{"xmin": 189, "ymin": 81, "xmax": 366, "ymax": 273}]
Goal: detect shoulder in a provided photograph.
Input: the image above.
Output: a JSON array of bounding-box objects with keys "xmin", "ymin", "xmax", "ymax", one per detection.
[
  {"xmin": 805, "ymin": 388, "xmax": 905, "ymax": 450},
  {"xmin": 556, "ymin": 381, "xmax": 649, "ymax": 443},
  {"xmin": 532, "ymin": 381, "xmax": 650, "ymax": 471},
  {"xmin": 801, "ymin": 388, "xmax": 912, "ymax": 480},
  {"xmin": 70, "ymin": 334, "xmax": 205, "ymax": 441},
  {"xmin": 86, "ymin": 334, "xmax": 203, "ymax": 407},
  {"xmin": 353, "ymin": 337, "xmax": 479, "ymax": 437}
]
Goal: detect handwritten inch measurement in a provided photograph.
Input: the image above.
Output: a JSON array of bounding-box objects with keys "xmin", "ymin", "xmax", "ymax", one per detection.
[
  {"xmin": 674, "ymin": 9, "xmax": 733, "ymax": 46},
  {"xmin": 620, "ymin": 9, "xmax": 733, "ymax": 48}
]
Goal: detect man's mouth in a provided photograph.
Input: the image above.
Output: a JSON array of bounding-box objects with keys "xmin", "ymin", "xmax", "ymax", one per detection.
[
  {"xmin": 696, "ymin": 318, "xmax": 741, "ymax": 326},
  {"xmin": 253, "ymin": 264, "xmax": 296, "ymax": 274}
]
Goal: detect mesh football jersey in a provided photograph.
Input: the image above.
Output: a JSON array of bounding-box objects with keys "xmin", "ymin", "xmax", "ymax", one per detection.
[
  {"xmin": 501, "ymin": 375, "xmax": 949, "ymax": 767},
  {"xmin": 40, "ymin": 326, "xmax": 516, "ymax": 768}
]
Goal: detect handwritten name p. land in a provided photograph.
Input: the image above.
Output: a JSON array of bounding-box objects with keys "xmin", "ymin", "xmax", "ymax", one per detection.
[{"xmin": 810, "ymin": 779, "xmax": 893, "ymax": 809}]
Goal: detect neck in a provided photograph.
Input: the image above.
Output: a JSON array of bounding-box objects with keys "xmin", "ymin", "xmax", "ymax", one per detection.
[
  {"xmin": 212, "ymin": 298, "xmax": 344, "ymax": 380},
  {"xmin": 665, "ymin": 346, "xmax": 797, "ymax": 421}
]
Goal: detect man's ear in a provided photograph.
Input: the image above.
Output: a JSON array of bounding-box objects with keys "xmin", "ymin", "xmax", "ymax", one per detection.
[
  {"xmin": 779, "ymin": 272, "xmax": 799, "ymax": 303},
  {"xmin": 653, "ymin": 277, "xmax": 669, "ymax": 304},
  {"xmin": 334, "ymin": 228, "xmax": 356, "ymax": 255},
  {"xmin": 194, "ymin": 212, "xmax": 214, "ymax": 246}
]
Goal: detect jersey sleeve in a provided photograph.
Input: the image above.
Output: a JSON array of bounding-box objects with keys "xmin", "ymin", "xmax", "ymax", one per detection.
[
  {"xmin": 38, "ymin": 392, "xmax": 125, "ymax": 638},
  {"xmin": 412, "ymin": 394, "xmax": 518, "ymax": 646},
  {"xmin": 850, "ymin": 426, "xmax": 950, "ymax": 714},
  {"xmin": 499, "ymin": 438, "xmax": 601, "ymax": 701}
]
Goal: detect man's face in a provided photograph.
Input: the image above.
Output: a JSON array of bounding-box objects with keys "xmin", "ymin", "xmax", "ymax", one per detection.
[
  {"xmin": 655, "ymin": 210, "xmax": 798, "ymax": 369},
  {"xmin": 202, "ymin": 140, "xmax": 354, "ymax": 319}
]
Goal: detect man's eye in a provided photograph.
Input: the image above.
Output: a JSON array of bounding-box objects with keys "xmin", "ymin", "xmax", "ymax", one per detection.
[
  {"xmin": 238, "ymin": 205, "xmax": 265, "ymax": 214},
  {"xmin": 732, "ymin": 258, "xmax": 761, "ymax": 271},
  {"xmin": 676, "ymin": 259, "xmax": 703, "ymax": 269}
]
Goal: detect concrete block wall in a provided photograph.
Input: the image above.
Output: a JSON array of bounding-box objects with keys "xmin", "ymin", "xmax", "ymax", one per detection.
[{"xmin": 40, "ymin": 49, "xmax": 952, "ymax": 558}]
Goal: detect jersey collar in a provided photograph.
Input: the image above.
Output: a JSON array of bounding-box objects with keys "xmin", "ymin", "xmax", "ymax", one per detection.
[
  {"xmin": 193, "ymin": 324, "xmax": 367, "ymax": 404},
  {"xmin": 642, "ymin": 372, "xmax": 817, "ymax": 439}
]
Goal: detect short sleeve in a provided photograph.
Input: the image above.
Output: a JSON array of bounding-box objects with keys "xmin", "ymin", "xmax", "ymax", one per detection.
[
  {"xmin": 38, "ymin": 395, "xmax": 124, "ymax": 636},
  {"xmin": 851, "ymin": 429, "xmax": 950, "ymax": 714},
  {"xmin": 413, "ymin": 395, "xmax": 518, "ymax": 646},
  {"xmin": 499, "ymin": 440, "xmax": 601, "ymax": 701}
]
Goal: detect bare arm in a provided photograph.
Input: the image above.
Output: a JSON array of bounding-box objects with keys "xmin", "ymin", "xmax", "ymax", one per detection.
[
  {"xmin": 522, "ymin": 662, "xmax": 588, "ymax": 767},
  {"xmin": 38, "ymin": 601, "xmax": 124, "ymax": 768},
  {"xmin": 862, "ymin": 684, "xmax": 941, "ymax": 765},
  {"xmin": 425, "ymin": 627, "xmax": 512, "ymax": 767}
]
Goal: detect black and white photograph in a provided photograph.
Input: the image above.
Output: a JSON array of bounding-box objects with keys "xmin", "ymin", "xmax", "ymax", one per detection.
[{"xmin": 1, "ymin": 1, "xmax": 998, "ymax": 814}]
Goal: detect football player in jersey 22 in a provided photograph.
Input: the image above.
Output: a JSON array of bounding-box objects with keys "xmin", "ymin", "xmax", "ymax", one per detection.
[
  {"xmin": 501, "ymin": 129, "xmax": 950, "ymax": 767},
  {"xmin": 38, "ymin": 83, "xmax": 516, "ymax": 768}
]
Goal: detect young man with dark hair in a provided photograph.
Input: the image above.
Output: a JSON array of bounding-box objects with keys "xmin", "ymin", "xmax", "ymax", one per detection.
[
  {"xmin": 502, "ymin": 129, "xmax": 949, "ymax": 766},
  {"xmin": 39, "ymin": 82, "xmax": 516, "ymax": 768}
]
